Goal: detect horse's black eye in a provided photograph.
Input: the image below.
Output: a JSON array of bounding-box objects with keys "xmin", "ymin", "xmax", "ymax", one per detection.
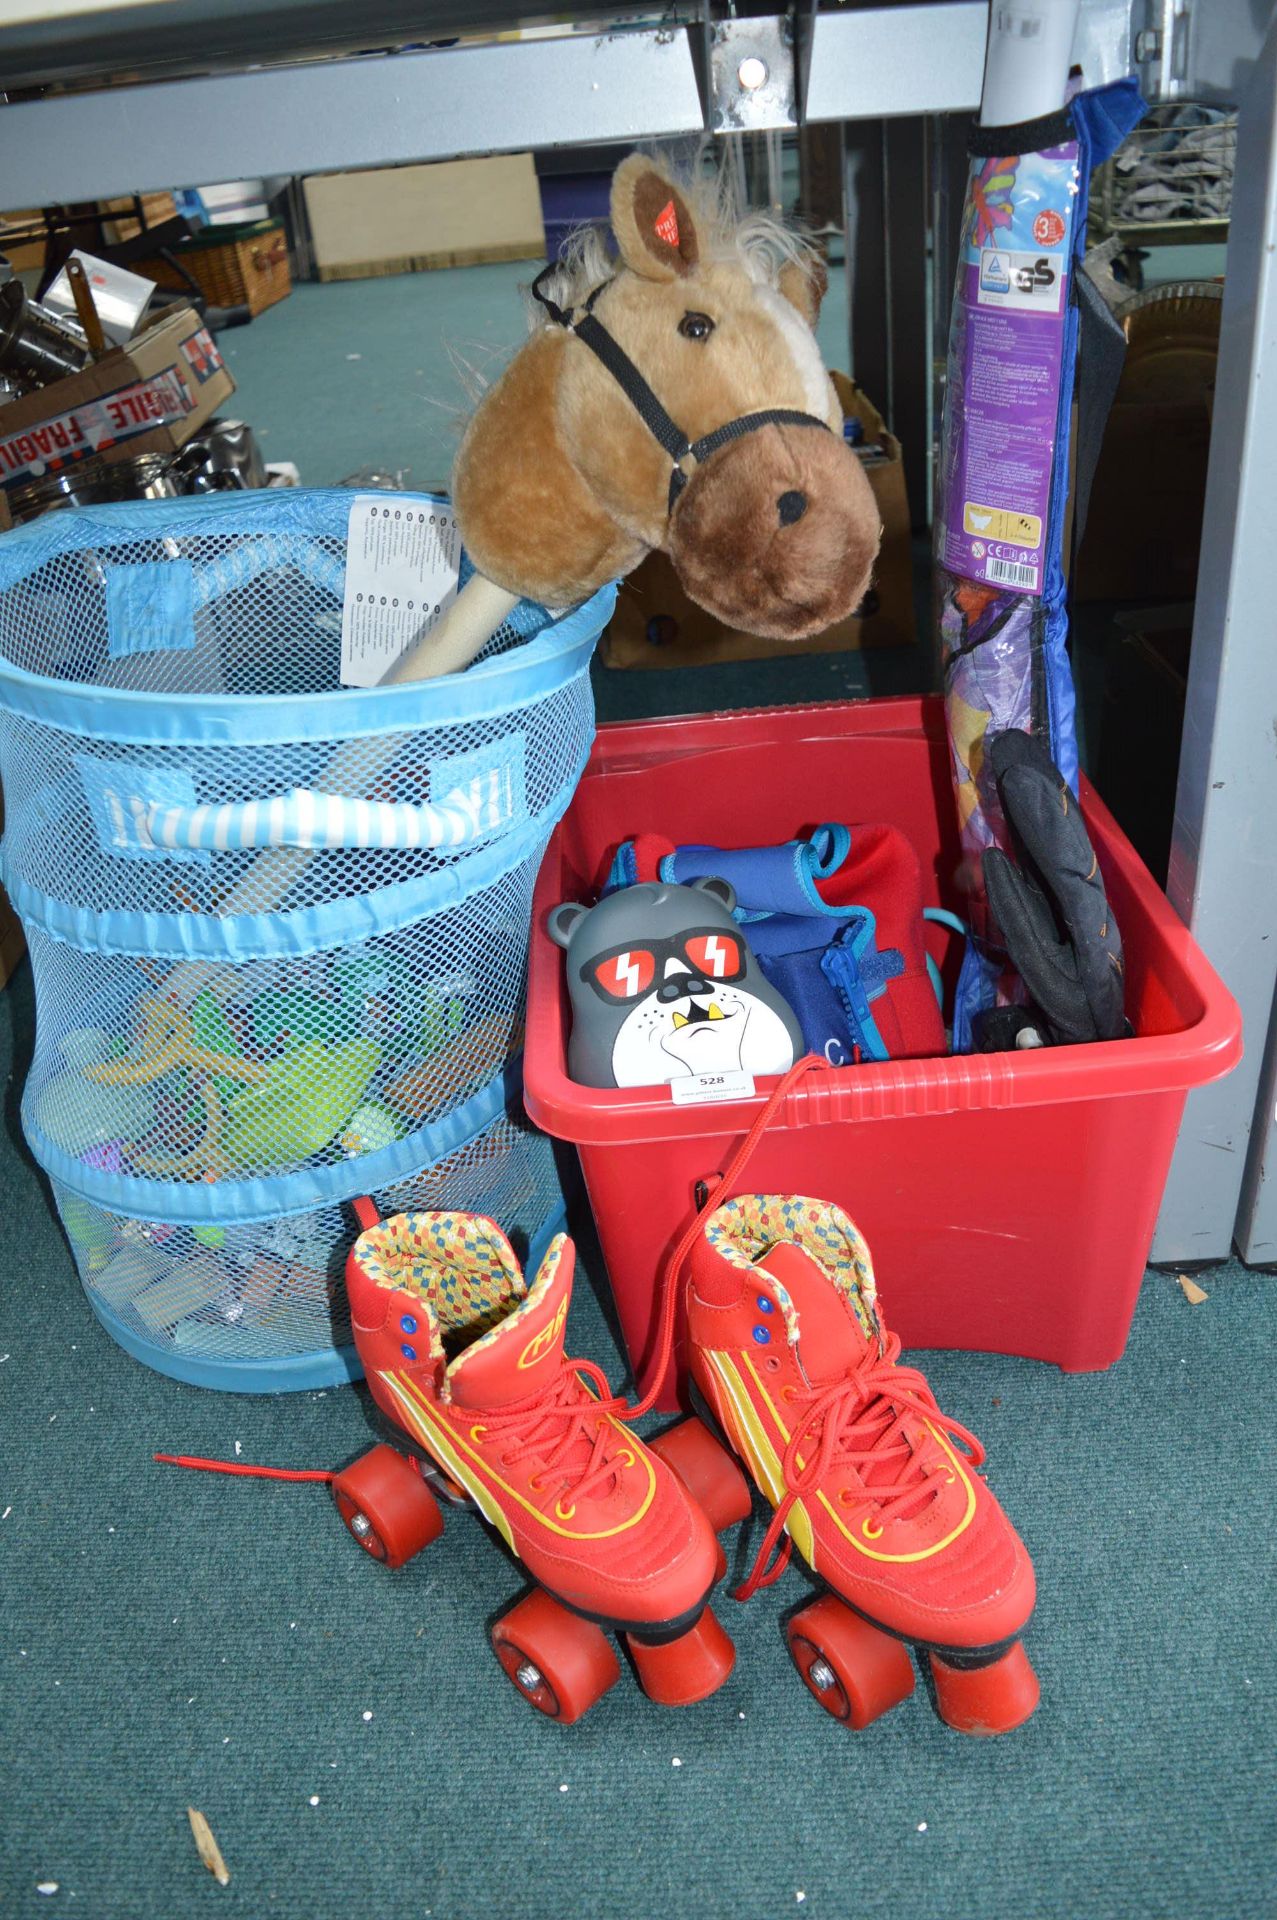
[{"xmin": 678, "ymin": 311, "xmax": 715, "ymax": 341}]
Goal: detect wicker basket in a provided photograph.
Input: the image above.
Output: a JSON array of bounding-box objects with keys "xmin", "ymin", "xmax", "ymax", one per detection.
[{"xmin": 138, "ymin": 218, "xmax": 292, "ymax": 318}]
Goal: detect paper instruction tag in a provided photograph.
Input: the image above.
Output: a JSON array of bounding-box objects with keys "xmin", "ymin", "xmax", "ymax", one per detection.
[
  {"xmin": 670, "ymin": 1070, "xmax": 755, "ymax": 1107},
  {"xmin": 340, "ymin": 496, "xmax": 462, "ymax": 688}
]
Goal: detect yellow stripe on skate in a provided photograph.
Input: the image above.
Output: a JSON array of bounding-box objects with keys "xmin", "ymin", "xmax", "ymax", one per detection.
[
  {"xmin": 707, "ymin": 1352, "xmax": 815, "ymax": 1568},
  {"xmin": 739, "ymin": 1353, "xmax": 977, "ymax": 1564},
  {"xmin": 389, "ymin": 1372, "xmax": 656, "ymax": 1541},
  {"xmin": 382, "ymin": 1373, "xmax": 516, "ymax": 1551}
]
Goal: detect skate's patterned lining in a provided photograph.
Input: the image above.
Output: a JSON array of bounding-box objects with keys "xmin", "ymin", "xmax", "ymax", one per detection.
[
  {"xmin": 447, "ymin": 1235, "xmax": 568, "ymax": 1398},
  {"xmin": 355, "ymin": 1211, "xmax": 526, "ymax": 1358},
  {"xmin": 705, "ymin": 1195, "xmax": 879, "ymax": 1343}
]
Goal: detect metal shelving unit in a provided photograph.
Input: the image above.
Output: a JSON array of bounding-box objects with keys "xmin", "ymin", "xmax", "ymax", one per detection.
[{"xmin": 1, "ymin": 0, "xmax": 1276, "ymax": 1265}]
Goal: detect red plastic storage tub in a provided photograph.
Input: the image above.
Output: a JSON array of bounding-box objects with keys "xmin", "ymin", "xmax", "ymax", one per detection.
[{"xmin": 524, "ymin": 697, "xmax": 1241, "ymax": 1409}]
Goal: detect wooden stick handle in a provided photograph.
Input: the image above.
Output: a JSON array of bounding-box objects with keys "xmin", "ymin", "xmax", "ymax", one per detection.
[
  {"xmin": 66, "ymin": 258, "xmax": 108, "ymax": 358},
  {"xmin": 382, "ymin": 573, "xmax": 521, "ymax": 684}
]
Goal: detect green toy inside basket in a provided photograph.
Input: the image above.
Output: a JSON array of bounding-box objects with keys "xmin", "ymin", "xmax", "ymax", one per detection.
[
  {"xmin": 0, "ymin": 490, "xmax": 613, "ymax": 1389},
  {"xmin": 54, "ymin": 1086, "xmax": 568, "ymax": 1392}
]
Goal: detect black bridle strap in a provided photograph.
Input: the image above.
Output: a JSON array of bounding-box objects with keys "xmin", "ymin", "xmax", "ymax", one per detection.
[
  {"xmin": 531, "ymin": 263, "xmax": 831, "ymax": 515},
  {"xmin": 686, "ymin": 409, "xmax": 830, "ymax": 468},
  {"xmin": 667, "ymin": 408, "xmax": 828, "ymax": 511},
  {"xmin": 572, "ymin": 310, "xmax": 690, "ymax": 465}
]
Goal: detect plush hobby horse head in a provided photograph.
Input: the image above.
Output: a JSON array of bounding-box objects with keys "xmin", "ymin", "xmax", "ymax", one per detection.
[{"xmin": 452, "ymin": 153, "xmax": 881, "ymax": 642}]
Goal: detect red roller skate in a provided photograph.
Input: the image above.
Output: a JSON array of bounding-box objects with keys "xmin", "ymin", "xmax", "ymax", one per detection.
[
  {"xmin": 340, "ymin": 1206, "xmax": 734, "ymax": 1723},
  {"xmin": 652, "ymin": 1192, "xmax": 1039, "ymax": 1737}
]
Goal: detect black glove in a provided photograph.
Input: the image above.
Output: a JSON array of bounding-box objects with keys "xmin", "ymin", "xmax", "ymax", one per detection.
[{"xmin": 982, "ymin": 730, "xmax": 1126, "ymax": 1046}]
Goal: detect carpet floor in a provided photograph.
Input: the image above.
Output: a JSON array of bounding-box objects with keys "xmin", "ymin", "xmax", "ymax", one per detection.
[{"xmin": 1, "ymin": 945, "xmax": 1273, "ymax": 1918}]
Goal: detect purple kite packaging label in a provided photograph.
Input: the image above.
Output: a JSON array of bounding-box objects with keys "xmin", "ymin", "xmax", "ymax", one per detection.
[{"xmin": 936, "ymin": 144, "xmax": 1080, "ymax": 597}]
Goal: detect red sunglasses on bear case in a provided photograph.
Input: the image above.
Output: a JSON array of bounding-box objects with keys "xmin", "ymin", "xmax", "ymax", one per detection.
[{"xmin": 583, "ymin": 928, "xmax": 747, "ymax": 1002}]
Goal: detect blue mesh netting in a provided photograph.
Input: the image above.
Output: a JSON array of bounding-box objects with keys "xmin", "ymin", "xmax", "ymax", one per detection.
[
  {"xmin": 54, "ymin": 1091, "xmax": 568, "ymax": 1392},
  {"xmin": 0, "ymin": 490, "xmax": 612, "ymax": 1387},
  {"xmin": 20, "ymin": 851, "xmax": 539, "ymax": 1199}
]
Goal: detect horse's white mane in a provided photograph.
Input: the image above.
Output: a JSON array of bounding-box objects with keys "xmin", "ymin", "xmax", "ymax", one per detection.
[{"xmin": 527, "ymin": 167, "xmax": 822, "ymax": 327}]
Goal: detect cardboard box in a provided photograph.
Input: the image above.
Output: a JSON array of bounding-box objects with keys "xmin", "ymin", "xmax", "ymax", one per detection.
[
  {"xmin": 1091, "ymin": 602, "xmax": 1191, "ymax": 887},
  {"xmin": 302, "ymin": 154, "xmax": 545, "ymax": 281},
  {"xmin": 1074, "ymin": 287, "xmax": 1218, "ymax": 604},
  {"xmin": 601, "ymin": 373, "xmax": 914, "ymax": 669},
  {"xmin": 0, "ymin": 897, "xmax": 24, "ymax": 984},
  {"xmin": 0, "ymin": 792, "xmax": 24, "ymax": 987},
  {"xmin": 0, "ymin": 208, "xmax": 48, "ymax": 277},
  {"xmin": 1073, "ymin": 398, "xmax": 1211, "ymax": 602},
  {"xmin": 0, "ymin": 302, "xmax": 234, "ymax": 503},
  {"xmin": 97, "ymin": 192, "xmax": 180, "ymax": 247},
  {"xmin": 0, "ymin": 197, "xmax": 178, "ymax": 276}
]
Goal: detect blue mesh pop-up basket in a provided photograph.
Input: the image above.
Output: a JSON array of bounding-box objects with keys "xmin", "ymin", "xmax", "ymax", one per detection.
[{"xmin": 0, "ymin": 490, "xmax": 613, "ymax": 1390}]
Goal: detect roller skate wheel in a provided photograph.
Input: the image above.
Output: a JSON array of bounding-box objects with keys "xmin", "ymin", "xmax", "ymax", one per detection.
[
  {"xmin": 787, "ymin": 1595, "xmax": 916, "ymax": 1730},
  {"xmin": 332, "ymin": 1444, "xmax": 444, "ymax": 1570},
  {"xmin": 929, "ymin": 1640, "xmax": 1040, "ymax": 1737},
  {"xmin": 649, "ymin": 1419, "xmax": 753, "ymax": 1534},
  {"xmin": 626, "ymin": 1606, "xmax": 735, "ymax": 1707},
  {"xmin": 492, "ymin": 1590, "xmax": 622, "ymax": 1724}
]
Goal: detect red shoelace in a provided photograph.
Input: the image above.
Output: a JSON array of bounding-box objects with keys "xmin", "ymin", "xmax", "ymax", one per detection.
[
  {"xmin": 733, "ymin": 1331, "xmax": 985, "ymax": 1601},
  {"xmin": 621, "ymin": 1053, "xmax": 834, "ymax": 1422},
  {"xmin": 472, "ymin": 1356, "xmax": 633, "ymax": 1508},
  {"xmin": 608, "ymin": 1051, "xmax": 988, "ymax": 1602},
  {"xmin": 159, "ymin": 1056, "xmax": 966, "ymax": 1545},
  {"xmin": 154, "ymin": 1455, "xmax": 336, "ymax": 1482},
  {"xmin": 156, "ymin": 1356, "xmax": 633, "ymax": 1508}
]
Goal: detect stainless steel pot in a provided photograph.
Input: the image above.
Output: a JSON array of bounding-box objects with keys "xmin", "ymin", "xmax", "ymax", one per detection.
[
  {"xmin": 6, "ymin": 452, "xmax": 183, "ymax": 523},
  {"xmin": 0, "ymin": 281, "xmax": 91, "ymax": 388},
  {"xmin": 174, "ymin": 418, "xmax": 268, "ymax": 492}
]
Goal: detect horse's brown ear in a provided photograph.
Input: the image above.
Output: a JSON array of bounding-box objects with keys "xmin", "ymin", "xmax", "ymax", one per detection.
[
  {"xmin": 611, "ymin": 155, "xmax": 700, "ymax": 281},
  {"xmin": 778, "ymin": 254, "xmax": 828, "ymax": 328}
]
